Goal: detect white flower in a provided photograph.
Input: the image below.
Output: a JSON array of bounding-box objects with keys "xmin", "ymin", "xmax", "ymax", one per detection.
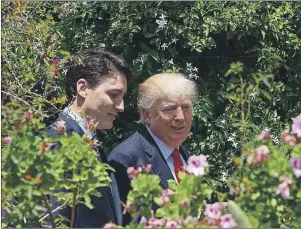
[
  {"xmin": 227, "ymin": 137, "xmax": 234, "ymax": 142},
  {"xmin": 156, "ymin": 19, "xmax": 167, "ymax": 29},
  {"xmin": 208, "ymin": 143, "xmax": 215, "ymax": 150},
  {"xmin": 168, "ymin": 59, "xmax": 174, "ymax": 65},
  {"xmin": 189, "ymin": 73, "xmax": 199, "ymax": 80},
  {"xmin": 250, "ymin": 92, "xmax": 257, "ymax": 100},
  {"xmin": 221, "ymin": 171, "xmax": 228, "ymax": 183},
  {"xmin": 193, "ymin": 67, "xmax": 198, "ymax": 72},
  {"xmin": 159, "ymin": 14, "xmax": 166, "ymax": 20},
  {"xmin": 231, "ymin": 133, "xmax": 236, "ymax": 137},
  {"xmin": 161, "ymin": 43, "xmax": 168, "ymax": 50},
  {"xmin": 232, "ymin": 142, "xmax": 238, "ymax": 148},
  {"xmin": 171, "ymin": 37, "xmax": 179, "ymax": 44}
]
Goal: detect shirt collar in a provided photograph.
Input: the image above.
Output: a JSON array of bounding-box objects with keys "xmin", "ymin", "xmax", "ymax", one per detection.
[
  {"xmin": 146, "ymin": 126, "xmax": 175, "ymax": 160},
  {"xmin": 63, "ymin": 107, "xmax": 96, "ymax": 139}
]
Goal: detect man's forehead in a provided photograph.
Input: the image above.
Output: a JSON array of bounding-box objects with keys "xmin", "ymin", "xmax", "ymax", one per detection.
[{"xmin": 158, "ymin": 96, "xmax": 192, "ymax": 105}]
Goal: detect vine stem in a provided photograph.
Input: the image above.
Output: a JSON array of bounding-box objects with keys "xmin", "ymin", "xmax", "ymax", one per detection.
[
  {"xmin": 70, "ymin": 189, "xmax": 77, "ymax": 228},
  {"xmin": 43, "ymin": 197, "xmax": 56, "ymax": 228}
]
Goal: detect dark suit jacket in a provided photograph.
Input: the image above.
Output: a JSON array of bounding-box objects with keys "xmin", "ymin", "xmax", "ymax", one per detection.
[
  {"xmin": 45, "ymin": 114, "xmax": 122, "ymax": 228},
  {"xmin": 108, "ymin": 126, "xmax": 189, "ymax": 225}
]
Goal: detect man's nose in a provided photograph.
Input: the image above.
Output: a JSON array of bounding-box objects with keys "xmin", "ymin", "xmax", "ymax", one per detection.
[
  {"xmin": 115, "ymin": 98, "xmax": 124, "ymax": 112},
  {"xmin": 174, "ymin": 107, "xmax": 184, "ymax": 120}
]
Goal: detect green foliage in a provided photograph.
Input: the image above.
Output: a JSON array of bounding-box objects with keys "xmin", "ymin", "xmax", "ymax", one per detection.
[
  {"xmin": 227, "ymin": 133, "xmax": 301, "ymax": 227},
  {"xmin": 2, "ymin": 1, "xmax": 301, "ymax": 228},
  {"xmin": 1, "ymin": 106, "xmax": 112, "ymax": 228},
  {"xmin": 54, "ymin": 1, "xmax": 301, "ymax": 181},
  {"xmin": 1, "ymin": 2, "xmax": 71, "ymax": 120}
]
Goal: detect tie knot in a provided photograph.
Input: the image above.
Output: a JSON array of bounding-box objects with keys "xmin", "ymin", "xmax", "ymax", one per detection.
[{"xmin": 172, "ymin": 148, "xmax": 181, "ymax": 159}]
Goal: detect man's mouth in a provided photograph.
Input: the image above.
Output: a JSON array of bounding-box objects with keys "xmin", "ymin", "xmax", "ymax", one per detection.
[
  {"xmin": 171, "ymin": 126, "xmax": 185, "ymax": 130},
  {"xmin": 108, "ymin": 113, "xmax": 117, "ymax": 118}
]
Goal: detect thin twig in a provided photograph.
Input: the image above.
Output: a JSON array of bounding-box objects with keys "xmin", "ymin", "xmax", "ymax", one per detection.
[
  {"xmin": 1, "ymin": 90, "xmax": 48, "ymax": 117},
  {"xmin": 19, "ymin": 2, "xmax": 42, "ymax": 29},
  {"xmin": 70, "ymin": 189, "xmax": 77, "ymax": 228},
  {"xmin": 39, "ymin": 204, "xmax": 65, "ymax": 222},
  {"xmin": 43, "ymin": 197, "xmax": 56, "ymax": 228}
]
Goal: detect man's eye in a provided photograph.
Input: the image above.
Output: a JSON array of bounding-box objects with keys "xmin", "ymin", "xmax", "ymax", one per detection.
[
  {"xmin": 182, "ymin": 105, "xmax": 191, "ymax": 111},
  {"xmin": 162, "ymin": 107, "xmax": 176, "ymax": 112},
  {"xmin": 108, "ymin": 93, "xmax": 118, "ymax": 99}
]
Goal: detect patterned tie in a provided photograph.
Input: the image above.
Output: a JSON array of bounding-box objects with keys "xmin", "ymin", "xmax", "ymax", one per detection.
[{"xmin": 171, "ymin": 148, "xmax": 184, "ymax": 184}]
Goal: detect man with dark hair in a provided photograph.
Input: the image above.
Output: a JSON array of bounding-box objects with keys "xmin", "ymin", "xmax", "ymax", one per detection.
[{"xmin": 46, "ymin": 49, "xmax": 133, "ymax": 227}]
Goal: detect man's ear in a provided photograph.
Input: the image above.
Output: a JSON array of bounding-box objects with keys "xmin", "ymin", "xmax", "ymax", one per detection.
[
  {"xmin": 140, "ymin": 109, "xmax": 151, "ymax": 125},
  {"xmin": 77, "ymin": 79, "xmax": 88, "ymax": 98}
]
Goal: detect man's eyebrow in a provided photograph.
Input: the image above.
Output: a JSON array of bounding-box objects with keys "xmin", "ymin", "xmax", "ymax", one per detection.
[
  {"xmin": 108, "ymin": 89, "xmax": 127, "ymax": 95},
  {"xmin": 161, "ymin": 104, "xmax": 177, "ymax": 109}
]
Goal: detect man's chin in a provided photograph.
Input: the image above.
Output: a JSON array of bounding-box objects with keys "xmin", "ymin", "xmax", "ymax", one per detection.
[{"xmin": 96, "ymin": 122, "xmax": 113, "ymax": 130}]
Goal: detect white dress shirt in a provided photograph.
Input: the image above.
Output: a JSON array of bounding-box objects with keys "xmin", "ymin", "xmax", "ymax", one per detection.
[
  {"xmin": 62, "ymin": 107, "xmax": 96, "ymax": 139},
  {"xmin": 146, "ymin": 126, "xmax": 187, "ymax": 184}
]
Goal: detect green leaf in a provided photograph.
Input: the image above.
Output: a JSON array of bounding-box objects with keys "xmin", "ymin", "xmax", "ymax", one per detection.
[
  {"xmin": 227, "ymin": 200, "xmax": 253, "ymax": 228},
  {"xmin": 148, "ymin": 49, "xmax": 159, "ymax": 62}
]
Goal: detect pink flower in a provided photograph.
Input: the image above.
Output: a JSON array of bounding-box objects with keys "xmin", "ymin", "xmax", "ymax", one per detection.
[
  {"xmin": 290, "ymin": 157, "xmax": 301, "ymax": 178},
  {"xmin": 205, "ymin": 202, "xmax": 226, "ymax": 225},
  {"xmin": 183, "ymin": 216, "xmax": 198, "ymax": 225},
  {"xmin": 255, "ymin": 145, "xmax": 270, "ymax": 163},
  {"xmin": 147, "ymin": 217, "xmax": 165, "ymax": 228},
  {"xmin": 165, "ymin": 220, "xmax": 179, "ymax": 228},
  {"xmin": 185, "ymin": 154, "xmax": 209, "ymax": 176},
  {"xmin": 55, "ymin": 120, "xmax": 66, "ymax": 133},
  {"xmin": 53, "ymin": 57, "xmax": 60, "ymax": 65},
  {"xmin": 139, "ymin": 216, "xmax": 147, "ymax": 224},
  {"xmin": 85, "ymin": 119, "xmax": 97, "ymax": 132},
  {"xmin": 39, "ymin": 140, "xmax": 51, "ymax": 153},
  {"xmin": 258, "ymin": 130, "xmax": 271, "ymax": 140},
  {"xmin": 54, "ymin": 67, "xmax": 60, "ymax": 75},
  {"xmin": 127, "ymin": 167, "xmax": 137, "ymax": 179},
  {"xmin": 181, "ymin": 198, "xmax": 190, "ymax": 208},
  {"xmin": 40, "ymin": 53, "xmax": 47, "ymax": 60},
  {"xmin": 24, "ymin": 109, "xmax": 34, "ymax": 119},
  {"xmin": 144, "ymin": 164, "xmax": 152, "ymax": 173},
  {"xmin": 162, "ymin": 188, "xmax": 174, "ymax": 197},
  {"xmin": 281, "ymin": 130, "xmax": 297, "ymax": 147},
  {"xmin": 276, "ymin": 176, "xmax": 292, "ymax": 199},
  {"xmin": 292, "ymin": 113, "xmax": 301, "ymax": 137},
  {"xmin": 103, "ymin": 222, "xmax": 116, "ymax": 228},
  {"xmin": 3, "ymin": 136, "xmax": 12, "ymax": 144},
  {"xmin": 158, "ymin": 188, "xmax": 174, "ymax": 206},
  {"xmin": 220, "ymin": 214, "xmax": 236, "ymax": 228}
]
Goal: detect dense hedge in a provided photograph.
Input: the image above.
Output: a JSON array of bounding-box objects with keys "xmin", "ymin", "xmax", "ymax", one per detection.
[{"xmin": 2, "ymin": 1, "xmax": 301, "ymax": 181}]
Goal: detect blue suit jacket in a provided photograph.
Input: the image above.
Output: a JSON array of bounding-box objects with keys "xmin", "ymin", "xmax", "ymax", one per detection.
[
  {"xmin": 108, "ymin": 126, "xmax": 189, "ymax": 225},
  {"xmin": 45, "ymin": 114, "xmax": 122, "ymax": 227}
]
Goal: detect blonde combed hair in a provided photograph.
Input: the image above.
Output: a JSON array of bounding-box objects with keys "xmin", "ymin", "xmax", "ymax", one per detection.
[{"xmin": 137, "ymin": 73, "xmax": 197, "ymax": 124}]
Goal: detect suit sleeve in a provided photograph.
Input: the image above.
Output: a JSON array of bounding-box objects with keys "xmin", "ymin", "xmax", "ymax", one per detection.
[
  {"xmin": 107, "ymin": 151, "xmax": 133, "ymax": 226},
  {"xmin": 42, "ymin": 127, "xmax": 72, "ymax": 227}
]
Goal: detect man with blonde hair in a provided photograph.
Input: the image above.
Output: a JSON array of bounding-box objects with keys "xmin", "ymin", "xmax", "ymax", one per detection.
[{"xmin": 108, "ymin": 73, "xmax": 197, "ymax": 225}]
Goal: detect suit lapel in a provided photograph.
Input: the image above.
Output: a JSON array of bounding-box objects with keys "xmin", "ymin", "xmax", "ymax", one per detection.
[
  {"xmin": 94, "ymin": 144, "xmax": 122, "ymax": 225},
  {"xmin": 139, "ymin": 127, "xmax": 174, "ymax": 189},
  {"xmin": 179, "ymin": 145, "xmax": 189, "ymax": 163}
]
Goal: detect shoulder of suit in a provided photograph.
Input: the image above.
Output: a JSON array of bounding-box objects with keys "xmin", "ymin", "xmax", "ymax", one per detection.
[
  {"xmin": 44, "ymin": 114, "xmax": 82, "ymax": 137},
  {"xmin": 109, "ymin": 130, "xmax": 145, "ymax": 157}
]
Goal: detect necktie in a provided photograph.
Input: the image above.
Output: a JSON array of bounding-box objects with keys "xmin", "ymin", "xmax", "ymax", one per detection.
[{"xmin": 171, "ymin": 148, "xmax": 184, "ymax": 184}]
